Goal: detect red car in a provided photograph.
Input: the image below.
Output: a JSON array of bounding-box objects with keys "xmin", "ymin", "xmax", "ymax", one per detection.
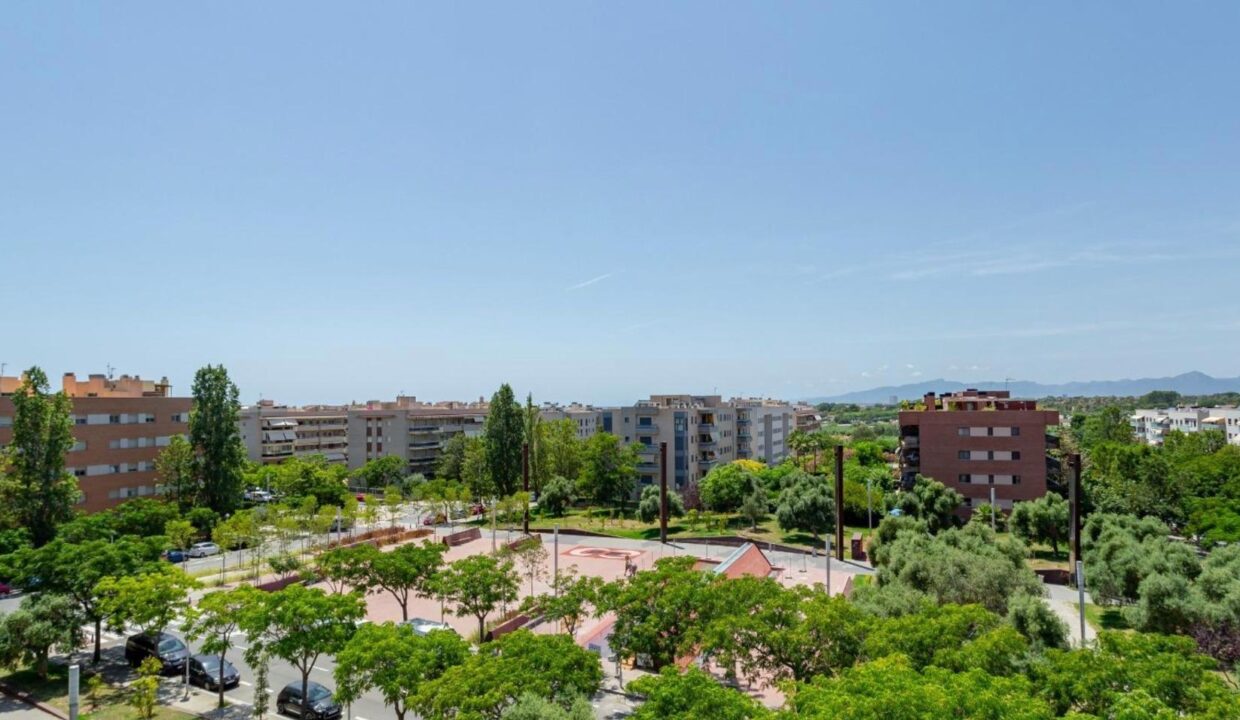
[
  {"xmin": 356, "ymin": 493, "xmax": 367, "ymax": 503},
  {"xmin": 422, "ymin": 513, "xmax": 446, "ymax": 526},
  {"xmin": 0, "ymin": 582, "xmax": 13, "ymax": 596}
]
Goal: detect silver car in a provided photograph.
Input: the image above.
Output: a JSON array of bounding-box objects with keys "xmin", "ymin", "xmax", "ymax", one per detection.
[{"xmin": 187, "ymin": 541, "xmax": 222, "ymax": 558}]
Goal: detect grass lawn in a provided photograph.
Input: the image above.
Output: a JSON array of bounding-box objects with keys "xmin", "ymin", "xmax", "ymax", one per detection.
[
  {"xmin": 522, "ymin": 508, "xmax": 880, "ymax": 558},
  {"xmin": 1077, "ymin": 602, "xmax": 1132, "ymax": 632},
  {"xmin": 1, "ymin": 665, "xmax": 192, "ymax": 720}
]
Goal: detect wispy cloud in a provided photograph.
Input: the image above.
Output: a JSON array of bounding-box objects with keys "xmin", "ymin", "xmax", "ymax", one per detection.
[{"xmin": 566, "ymin": 273, "xmax": 612, "ymax": 291}]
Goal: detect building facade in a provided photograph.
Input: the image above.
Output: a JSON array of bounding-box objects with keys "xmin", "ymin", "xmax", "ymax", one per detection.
[
  {"xmin": 538, "ymin": 403, "xmax": 603, "ymax": 439},
  {"xmin": 1131, "ymin": 406, "xmax": 1240, "ymax": 446},
  {"xmin": 0, "ymin": 372, "xmax": 190, "ymax": 513},
  {"xmin": 238, "ymin": 401, "xmax": 350, "ymax": 465},
  {"xmin": 732, "ymin": 398, "xmax": 795, "ymax": 465},
  {"xmin": 898, "ymin": 390, "xmax": 1060, "ymax": 513},
  {"xmin": 346, "ymin": 396, "xmax": 488, "ymax": 476},
  {"xmin": 794, "ymin": 404, "xmax": 823, "ymax": 434}
]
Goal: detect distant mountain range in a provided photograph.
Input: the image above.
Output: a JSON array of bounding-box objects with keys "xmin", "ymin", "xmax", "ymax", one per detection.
[{"xmin": 806, "ymin": 371, "xmax": 1240, "ymax": 405}]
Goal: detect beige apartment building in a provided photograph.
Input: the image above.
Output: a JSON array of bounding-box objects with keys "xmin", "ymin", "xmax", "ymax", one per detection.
[
  {"xmin": 347, "ymin": 396, "xmax": 488, "ymax": 476},
  {"xmin": 238, "ymin": 401, "xmax": 350, "ymax": 465},
  {"xmin": 0, "ymin": 372, "xmax": 190, "ymax": 513},
  {"xmin": 599, "ymin": 395, "xmax": 739, "ymax": 490},
  {"xmin": 538, "ymin": 402, "xmax": 603, "ymax": 439}
]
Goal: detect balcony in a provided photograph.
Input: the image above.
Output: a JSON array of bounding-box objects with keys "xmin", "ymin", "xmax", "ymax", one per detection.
[
  {"xmin": 637, "ymin": 461, "xmax": 659, "ymax": 473},
  {"xmin": 697, "ymin": 423, "xmax": 716, "ymax": 432},
  {"xmin": 737, "ymin": 430, "xmax": 751, "ymax": 439},
  {"xmin": 1045, "ymin": 433, "xmax": 1061, "ymax": 449},
  {"xmin": 637, "ymin": 444, "xmax": 658, "ymax": 457},
  {"xmin": 636, "ymin": 422, "xmax": 659, "ymax": 434},
  {"xmin": 737, "ymin": 417, "xmax": 751, "ymax": 425},
  {"xmin": 410, "ymin": 426, "xmax": 440, "ymax": 435},
  {"xmin": 410, "ymin": 440, "xmax": 440, "ymax": 449},
  {"xmin": 901, "ymin": 436, "xmax": 919, "ymax": 448}
]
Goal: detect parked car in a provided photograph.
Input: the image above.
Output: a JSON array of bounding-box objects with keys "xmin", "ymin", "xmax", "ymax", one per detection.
[
  {"xmin": 165, "ymin": 549, "xmax": 186, "ymax": 563},
  {"xmin": 125, "ymin": 632, "xmax": 189, "ymax": 673},
  {"xmin": 355, "ymin": 493, "xmax": 366, "ymax": 503},
  {"xmin": 245, "ymin": 489, "xmax": 274, "ymax": 503},
  {"xmin": 470, "ymin": 503, "xmax": 486, "ymax": 516},
  {"xmin": 277, "ymin": 681, "xmax": 342, "ymax": 720},
  {"xmin": 401, "ymin": 617, "xmax": 457, "ymax": 637},
  {"xmin": 188, "ymin": 654, "xmax": 241, "ymax": 691},
  {"xmin": 0, "ymin": 581, "xmax": 13, "ymax": 596},
  {"xmin": 422, "ymin": 513, "xmax": 446, "ymax": 526},
  {"xmin": 187, "ymin": 541, "xmax": 222, "ymax": 558}
]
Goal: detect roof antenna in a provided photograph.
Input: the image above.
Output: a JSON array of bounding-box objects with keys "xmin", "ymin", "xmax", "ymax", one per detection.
[{"xmin": 106, "ymin": 363, "xmax": 115, "ymax": 380}]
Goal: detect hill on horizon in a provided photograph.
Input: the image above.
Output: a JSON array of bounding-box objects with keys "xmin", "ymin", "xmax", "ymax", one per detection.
[{"xmin": 805, "ymin": 371, "xmax": 1240, "ymax": 405}]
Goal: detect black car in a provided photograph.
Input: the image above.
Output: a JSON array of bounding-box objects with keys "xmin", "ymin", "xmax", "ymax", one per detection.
[
  {"xmin": 277, "ymin": 681, "xmax": 342, "ymax": 720},
  {"xmin": 188, "ymin": 654, "xmax": 241, "ymax": 691},
  {"xmin": 124, "ymin": 632, "xmax": 189, "ymax": 673}
]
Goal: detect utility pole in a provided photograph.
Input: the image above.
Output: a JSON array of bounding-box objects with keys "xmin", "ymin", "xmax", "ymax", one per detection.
[
  {"xmin": 834, "ymin": 445, "xmax": 845, "ymax": 561},
  {"xmin": 1069, "ymin": 454, "xmax": 1080, "ymax": 561},
  {"xmin": 659, "ymin": 442, "xmax": 669, "ymax": 543},
  {"xmin": 522, "ymin": 442, "xmax": 530, "ymax": 535}
]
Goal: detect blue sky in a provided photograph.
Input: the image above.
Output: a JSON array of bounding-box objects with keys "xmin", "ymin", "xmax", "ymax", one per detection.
[{"xmin": 3, "ymin": 3, "xmax": 1239, "ymax": 405}]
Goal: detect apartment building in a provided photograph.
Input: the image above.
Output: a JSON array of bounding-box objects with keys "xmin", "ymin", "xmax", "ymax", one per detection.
[
  {"xmin": 238, "ymin": 401, "xmax": 350, "ymax": 465},
  {"xmin": 794, "ymin": 404, "xmax": 823, "ymax": 434},
  {"xmin": 1131, "ymin": 407, "xmax": 1240, "ymax": 446},
  {"xmin": 0, "ymin": 372, "xmax": 190, "ymax": 513},
  {"xmin": 347, "ymin": 396, "xmax": 488, "ymax": 476},
  {"xmin": 538, "ymin": 403, "xmax": 603, "ymax": 439},
  {"xmin": 898, "ymin": 390, "xmax": 1060, "ymax": 514},
  {"xmin": 599, "ymin": 395, "xmax": 739, "ymax": 490},
  {"xmin": 732, "ymin": 398, "xmax": 794, "ymax": 465}
]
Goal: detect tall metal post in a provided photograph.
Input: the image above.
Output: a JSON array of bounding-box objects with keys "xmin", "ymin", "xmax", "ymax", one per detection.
[
  {"xmin": 866, "ymin": 476, "xmax": 873, "ymax": 531},
  {"xmin": 522, "ymin": 442, "xmax": 530, "ymax": 535},
  {"xmin": 990, "ymin": 486, "xmax": 997, "ymax": 532},
  {"xmin": 68, "ymin": 665, "xmax": 80, "ymax": 720},
  {"xmin": 825, "ymin": 538, "xmax": 832, "ymax": 593},
  {"xmin": 1069, "ymin": 456, "xmax": 1079, "ymax": 563},
  {"xmin": 1076, "ymin": 560, "xmax": 1087, "ymax": 646},
  {"xmin": 553, "ymin": 525, "xmax": 560, "ymax": 590},
  {"xmin": 834, "ymin": 445, "xmax": 845, "ymax": 561},
  {"xmin": 659, "ymin": 442, "xmax": 669, "ymax": 543}
]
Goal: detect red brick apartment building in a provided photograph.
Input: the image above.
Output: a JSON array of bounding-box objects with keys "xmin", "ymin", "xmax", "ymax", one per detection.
[
  {"xmin": 0, "ymin": 372, "xmax": 191, "ymax": 513},
  {"xmin": 898, "ymin": 390, "xmax": 1060, "ymax": 513}
]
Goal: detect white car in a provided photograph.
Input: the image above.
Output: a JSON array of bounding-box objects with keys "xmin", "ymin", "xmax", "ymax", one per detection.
[{"xmin": 186, "ymin": 542, "xmax": 222, "ymax": 558}]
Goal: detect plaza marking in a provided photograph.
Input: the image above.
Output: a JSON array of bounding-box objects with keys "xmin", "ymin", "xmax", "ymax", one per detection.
[{"xmin": 563, "ymin": 547, "xmax": 643, "ymax": 561}]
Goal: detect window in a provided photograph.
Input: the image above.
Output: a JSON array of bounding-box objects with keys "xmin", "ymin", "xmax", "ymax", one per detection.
[
  {"xmin": 958, "ymin": 474, "xmax": 971, "ymax": 484},
  {"xmin": 109, "ymin": 414, "xmax": 121, "ymax": 424},
  {"xmin": 1013, "ymin": 475, "xmax": 1021, "ymax": 485},
  {"xmin": 1012, "ymin": 451, "xmax": 1021, "ymax": 460},
  {"xmin": 958, "ymin": 427, "xmax": 969, "ymax": 436},
  {"xmin": 958, "ymin": 450, "xmax": 970, "ymax": 460},
  {"xmin": 1011, "ymin": 427, "xmax": 1020, "ymax": 436}
]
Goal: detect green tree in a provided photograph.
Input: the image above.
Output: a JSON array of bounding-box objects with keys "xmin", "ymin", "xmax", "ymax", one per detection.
[
  {"xmin": 96, "ymin": 565, "xmax": 200, "ymax": 637},
  {"xmin": 354, "ymin": 455, "xmax": 407, "ymax": 489},
  {"xmin": 7, "ymin": 536, "xmax": 163, "ymax": 662},
  {"xmin": 0, "ymin": 593, "xmax": 85, "ymax": 679},
  {"xmin": 461, "ymin": 436, "xmax": 492, "ymax": 499},
  {"xmin": 335, "ymin": 622, "xmax": 469, "ymax": 720},
  {"xmin": 775, "ymin": 469, "xmax": 834, "ymax": 541},
  {"xmin": 185, "ymin": 586, "xmax": 263, "ymax": 708},
  {"xmin": 604, "ymin": 556, "xmax": 718, "ymax": 671},
  {"xmin": 739, "ymin": 485, "xmax": 768, "ymax": 530},
  {"xmin": 355, "ymin": 541, "xmax": 447, "ymax": 621},
  {"xmin": 435, "ymin": 433, "xmax": 469, "ymax": 482},
  {"xmin": 0, "ymin": 367, "xmax": 79, "ymax": 545},
  {"xmin": 529, "ymin": 569, "xmax": 606, "ymax": 638},
  {"xmin": 874, "ymin": 523, "xmax": 1042, "ymax": 615},
  {"xmin": 1076, "ymin": 405, "xmax": 1135, "ymax": 449},
  {"xmin": 540, "ymin": 475, "xmax": 575, "ymax": 517},
  {"xmin": 895, "ymin": 475, "xmax": 963, "ymax": 534},
  {"xmin": 485, "ymin": 384, "xmax": 525, "ymax": 497},
  {"xmin": 579, "ymin": 432, "xmax": 639, "ymax": 509},
  {"xmin": 190, "ymin": 364, "xmax": 247, "ymax": 514},
  {"xmin": 268, "ymin": 455, "xmax": 350, "ymax": 508},
  {"xmin": 1009, "ymin": 494, "xmax": 1069, "ymax": 557},
  {"xmin": 700, "ymin": 462, "xmax": 758, "ymax": 513},
  {"xmin": 241, "ymin": 584, "xmax": 366, "ymax": 719},
  {"xmin": 156, "ymin": 434, "xmax": 199, "ymax": 508},
  {"xmin": 629, "ymin": 667, "xmax": 771, "ymax": 720},
  {"xmin": 414, "ymin": 631, "xmax": 602, "ymax": 720},
  {"xmin": 540, "ymin": 419, "xmax": 585, "ymax": 490},
  {"xmin": 501, "ymin": 694, "xmax": 593, "ymax": 720},
  {"xmin": 1005, "ymin": 592, "xmax": 1069, "ymax": 653},
  {"xmin": 131, "ymin": 657, "xmax": 162, "ymax": 719},
  {"xmin": 438, "ymin": 554, "xmax": 520, "ymax": 641},
  {"xmin": 637, "ymin": 484, "xmax": 685, "ymax": 524},
  {"xmin": 523, "ymin": 393, "xmax": 543, "ymax": 494},
  {"xmin": 164, "ymin": 518, "xmax": 196, "ymax": 565}
]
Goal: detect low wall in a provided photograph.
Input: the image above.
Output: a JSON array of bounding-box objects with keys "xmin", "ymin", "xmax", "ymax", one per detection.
[
  {"xmin": 486, "ymin": 612, "xmax": 533, "ymax": 642},
  {"xmin": 442, "ymin": 527, "xmax": 482, "ymax": 547}
]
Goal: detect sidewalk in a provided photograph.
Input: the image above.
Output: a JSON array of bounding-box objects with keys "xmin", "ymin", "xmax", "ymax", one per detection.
[{"xmin": 1044, "ymin": 582, "xmax": 1097, "ymax": 647}]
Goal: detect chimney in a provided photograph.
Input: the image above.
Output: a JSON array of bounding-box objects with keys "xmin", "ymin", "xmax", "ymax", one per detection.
[{"xmin": 924, "ymin": 392, "xmax": 936, "ymax": 411}]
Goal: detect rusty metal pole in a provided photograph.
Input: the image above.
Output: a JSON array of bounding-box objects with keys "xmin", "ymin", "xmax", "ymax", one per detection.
[
  {"xmin": 834, "ymin": 445, "xmax": 845, "ymax": 561},
  {"xmin": 522, "ymin": 442, "xmax": 530, "ymax": 535},
  {"xmin": 1069, "ymin": 453, "xmax": 1082, "ymax": 567},
  {"xmin": 659, "ymin": 442, "xmax": 669, "ymax": 544}
]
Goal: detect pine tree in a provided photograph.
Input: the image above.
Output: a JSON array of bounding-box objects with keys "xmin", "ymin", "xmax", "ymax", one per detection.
[{"xmin": 189, "ymin": 365, "xmax": 246, "ymax": 514}]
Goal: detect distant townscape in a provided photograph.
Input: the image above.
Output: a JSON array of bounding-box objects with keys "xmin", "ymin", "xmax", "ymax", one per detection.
[{"xmin": 0, "ymin": 364, "xmax": 1238, "ymax": 720}]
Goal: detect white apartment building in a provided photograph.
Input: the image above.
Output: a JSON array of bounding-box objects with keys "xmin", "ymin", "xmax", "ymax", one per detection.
[
  {"xmin": 1130, "ymin": 407, "xmax": 1240, "ymax": 446},
  {"xmin": 238, "ymin": 401, "xmax": 350, "ymax": 464},
  {"xmin": 731, "ymin": 398, "xmax": 795, "ymax": 465}
]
